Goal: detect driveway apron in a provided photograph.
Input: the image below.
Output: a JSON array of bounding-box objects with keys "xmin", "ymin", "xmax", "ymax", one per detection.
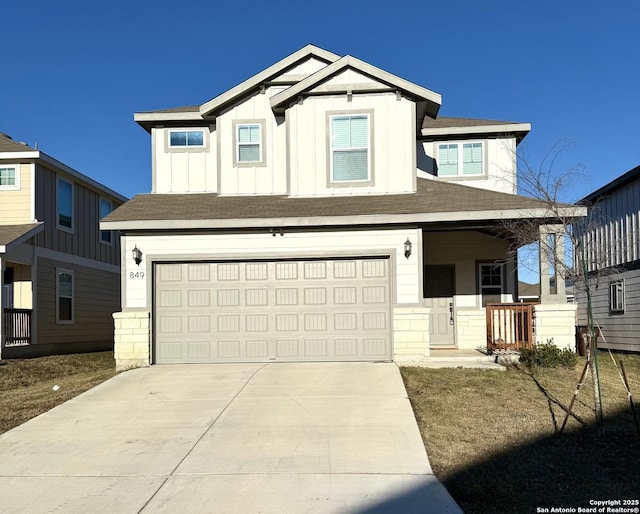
[{"xmin": 0, "ymin": 363, "xmax": 461, "ymax": 513}]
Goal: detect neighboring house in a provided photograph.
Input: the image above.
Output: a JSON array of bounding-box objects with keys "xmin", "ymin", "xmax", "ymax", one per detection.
[
  {"xmin": 0, "ymin": 132, "xmax": 126, "ymax": 358},
  {"xmin": 574, "ymin": 164, "xmax": 640, "ymax": 353},
  {"xmin": 102, "ymin": 45, "xmax": 584, "ymax": 370},
  {"xmin": 517, "ymin": 279, "xmax": 575, "ymax": 303}
]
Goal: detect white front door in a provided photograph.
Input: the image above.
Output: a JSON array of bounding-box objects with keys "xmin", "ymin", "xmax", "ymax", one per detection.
[{"xmin": 424, "ymin": 265, "xmax": 455, "ymax": 347}]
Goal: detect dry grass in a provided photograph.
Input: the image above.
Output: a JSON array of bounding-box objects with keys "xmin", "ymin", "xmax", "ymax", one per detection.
[
  {"xmin": 0, "ymin": 351, "xmax": 116, "ymax": 434},
  {"xmin": 401, "ymin": 352, "xmax": 640, "ymax": 514}
]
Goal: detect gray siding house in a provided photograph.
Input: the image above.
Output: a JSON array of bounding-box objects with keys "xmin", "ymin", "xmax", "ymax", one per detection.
[
  {"xmin": 575, "ymin": 164, "xmax": 640, "ymax": 352},
  {"xmin": 0, "ymin": 132, "xmax": 127, "ymax": 357}
]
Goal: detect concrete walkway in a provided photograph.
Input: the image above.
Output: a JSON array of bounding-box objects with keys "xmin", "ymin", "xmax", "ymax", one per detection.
[{"xmin": 0, "ymin": 363, "xmax": 461, "ymax": 513}]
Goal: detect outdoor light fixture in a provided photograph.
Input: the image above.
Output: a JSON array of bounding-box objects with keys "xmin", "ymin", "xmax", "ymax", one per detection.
[
  {"xmin": 404, "ymin": 238, "xmax": 412, "ymax": 259},
  {"xmin": 132, "ymin": 245, "xmax": 143, "ymax": 266}
]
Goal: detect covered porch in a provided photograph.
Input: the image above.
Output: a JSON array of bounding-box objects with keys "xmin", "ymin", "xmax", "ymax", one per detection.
[
  {"xmin": 418, "ymin": 221, "xmax": 577, "ymax": 355},
  {"xmin": 0, "ymin": 223, "xmax": 41, "ymax": 354}
]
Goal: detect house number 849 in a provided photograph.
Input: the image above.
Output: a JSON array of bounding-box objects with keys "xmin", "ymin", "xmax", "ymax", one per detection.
[{"xmin": 129, "ymin": 271, "xmax": 145, "ymax": 280}]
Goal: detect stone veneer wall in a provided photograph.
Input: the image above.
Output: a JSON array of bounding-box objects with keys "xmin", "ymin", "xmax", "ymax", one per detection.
[
  {"xmin": 533, "ymin": 303, "xmax": 578, "ymax": 349},
  {"xmin": 113, "ymin": 310, "xmax": 151, "ymax": 371},
  {"xmin": 455, "ymin": 309, "xmax": 486, "ymax": 350},
  {"xmin": 393, "ymin": 306, "xmax": 430, "ymax": 359}
]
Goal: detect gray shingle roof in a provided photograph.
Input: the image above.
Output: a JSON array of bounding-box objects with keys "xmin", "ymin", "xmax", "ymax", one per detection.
[
  {"xmin": 104, "ymin": 178, "xmax": 560, "ymax": 225},
  {"xmin": 0, "ymin": 133, "xmax": 35, "ymax": 153},
  {"xmin": 0, "ymin": 223, "xmax": 43, "ymax": 248},
  {"xmin": 421, "ymin": 117, "xmax": 525, "ymax": 129}
]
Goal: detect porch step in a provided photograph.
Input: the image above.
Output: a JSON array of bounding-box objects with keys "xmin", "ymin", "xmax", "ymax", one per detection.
[{"xmin": 397, "ymin": 350, "xmax": 507, "ymax": 370}]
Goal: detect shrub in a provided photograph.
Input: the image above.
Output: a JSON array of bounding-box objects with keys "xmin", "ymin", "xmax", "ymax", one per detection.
[{"xmin": 520, "ymin": 340, "xmax": 578, "ymax": 369}]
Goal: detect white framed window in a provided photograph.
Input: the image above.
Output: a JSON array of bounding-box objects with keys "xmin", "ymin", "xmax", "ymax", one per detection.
[
  {"xmin": 330, "ymin": 113, "xmax": 370, "ymax": 183},
  {"xmin": 168, "ymin": 129, "xmax": 205, "ymax": 148},
  {"xmin": 57, "ymin": 178, "xmax": 73, "ymax": 231},
  {"xmin": 0, "ymin": 165, "xmax": 19, "ymax": 190},
  {"xmin": 610, "ymin": 280, "xmax": 625, "ymax": 314},
  {"xmin": 236, "ymin": 123, "xmax": 262, "ymax": 164},
  {"xmin": 99, "ymin": 198, "xmax": 113, "ymax": 244},
  {"xmin": 478, "ymin": 262, "xmax": 503, "ymax": 307},
  {"xmin": 437, "ymin": 142, "xmax": 484, "ymax": 177},
  {"xmin": 56, "ymin": 269, "xmax": 74, "ymax": 323}
]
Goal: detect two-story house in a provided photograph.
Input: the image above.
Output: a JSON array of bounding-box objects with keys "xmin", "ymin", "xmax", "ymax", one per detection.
[
  {"xmin": 102, "ymin": 45, "xmax": 584, "ymax": 370},
  {"xmin": 575, "ymin": 164, "xmax": 640, "ymax": 353},
  {"xmin": 0, "ymin": 132, "xmax": 126, "ymax": 358}
]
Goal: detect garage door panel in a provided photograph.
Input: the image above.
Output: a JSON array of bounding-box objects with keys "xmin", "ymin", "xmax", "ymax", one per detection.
[{"xmin": 154, "ymin": 258, "xmax": 391, "ymax": 363}]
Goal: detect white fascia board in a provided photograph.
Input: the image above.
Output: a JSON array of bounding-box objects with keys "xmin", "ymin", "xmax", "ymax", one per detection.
[
  {"xmin": 0, "ymin": 151, "xmax": 40, "ymax": 160},
  {"xmin": 199, "ymin": 45, "xmax": 341, "ymax": 117},
  {"xmin": 38, "ymin": 153, "xmax": 128, "ymax": 202},
  {"xmin": 133, "ymin": 111, "xmax": 202, "ymax": 123},
  {"xmin": 421, "ymin": 123, "xmax": 531, "ymax": 137},
  {"xmin": 270, "ymin": 55, "xmax": 442, "ymax": 112},
  {"xmin": 101, "ymin": 206, "xmax": 587, "ymax": 231}
]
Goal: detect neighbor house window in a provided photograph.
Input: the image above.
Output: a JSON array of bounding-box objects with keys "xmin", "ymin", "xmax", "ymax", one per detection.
[
  {"xmin": 0, "ymin": 165, "xmax": 19, "ymax": 190},
  {"xmin": 168, "ymin": 129, "xmax": 205, "ymax": 148},
  {"xmin": 330, "ymin": 114, "xmax": 370, "ymax": 182},
  {"xmin": 437, "ymin": 142, "xmax": 484, "ymax": 176},
  {"xmin": 99, "ymin": 198, "xmax": 113, "ymax": 243},
  {"xmin": 610, "ymin": 280, "xmax": 625, "ymax": 314},
  {"xmin": 236, "ymin": 123, "xmax": 262, "ymax": 163},
  {"xmin": 57, "ymin": 178, "xmax": 73, "ymax": 231},
  {"xmin": 479, "ymin": 262, "xmax": 503, "ymax": 307},
  {"xmin": 57, "ymin": 269, "xmax": 74, "ymax": 323}
]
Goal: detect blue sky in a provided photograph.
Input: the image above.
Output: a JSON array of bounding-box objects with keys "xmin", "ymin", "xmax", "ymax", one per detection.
[{"xmin": 1, "ymin": 0, "xmax": 639, "ymax": 202}]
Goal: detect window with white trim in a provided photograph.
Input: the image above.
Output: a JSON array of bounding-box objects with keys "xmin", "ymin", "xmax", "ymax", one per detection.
[
  {"xmin": 330, "ymin": 114, "xmax": 370, "ymax": 182},
  {"xmin": 610, "ymin": 280, "xmax": 625, "ymax": 314},
  {"xmin": 437, "ymin": 142, "xmax": 484, "ymax": 176},
  {"xmin": 0, "ymin": 165, "xmax": 19, "ymax": 190},
  {"xmin": 57, "ymin": 178, "xmax": 73, "ymax": 231},
  {"xmin": 99, "ymin": 198, "xmax": 113, "ymax": 243},
  {"xmin": 57, "ymin": 269, "xmax": 74, "ymax": 323},
  {"xmin": 168, "ymin": 129, "xmax": 205, "ymax": 148},
  {"xmin": 479, "ymin": 262, "xmax": 503, "ymax": 307},
  {"xmin": 236, "ymin": 123, "xmax": 262, "ymax": 163}
]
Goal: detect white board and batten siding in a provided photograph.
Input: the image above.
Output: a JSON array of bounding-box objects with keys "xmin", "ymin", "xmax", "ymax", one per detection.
[
  {"xmin": 123, "ymin": 229, "xmax": 420, "ymax": 310},
  {"xmin": 287, "ymin": 89, "xmax": 416, "ymax": 197},
  {"xmin": 419, "ymin": 138, "xmax": 517, "ymax": 194}
]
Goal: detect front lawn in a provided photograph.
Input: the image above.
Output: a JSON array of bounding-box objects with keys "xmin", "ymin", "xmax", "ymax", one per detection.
[
  {"xmin": 0, "ymin": 351, "xmax": 116, "ymax": 434},
  {"xmin": 401, "ymin": 353, "xmax": 640, "ymax": 514}
]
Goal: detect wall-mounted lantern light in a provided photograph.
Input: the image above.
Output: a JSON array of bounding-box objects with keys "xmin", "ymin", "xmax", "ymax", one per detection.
[
  {"xmin": 404, "ymin": 238, "xmax": 412, "ymax": 259},
  {"xmin": 132, "ymin": 245, "xmax": 143, "ymax": 266}
]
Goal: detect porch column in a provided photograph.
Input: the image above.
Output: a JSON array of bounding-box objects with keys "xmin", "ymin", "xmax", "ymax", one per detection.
[{"xmin": 539, "ymin": 224, "xmax": 566, "ymax": 304}]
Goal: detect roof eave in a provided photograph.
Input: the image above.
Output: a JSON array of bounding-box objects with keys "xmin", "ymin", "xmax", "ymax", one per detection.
[
  {"xmin": 421, "ymin": 123, "xmax": 532, "ymax": 141},
  {"xmin": 102, "ymin": 205, "xmax": 586, "ymax": 231},
  {"xmin": 0, "ymin": 223, "xmax": 44, "ymax": 253}
]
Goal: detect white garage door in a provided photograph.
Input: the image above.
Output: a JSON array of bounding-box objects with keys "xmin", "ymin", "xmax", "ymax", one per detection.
[{"xmin": 153, "ymin": 257, "xmax": 391, "ymax": 363}]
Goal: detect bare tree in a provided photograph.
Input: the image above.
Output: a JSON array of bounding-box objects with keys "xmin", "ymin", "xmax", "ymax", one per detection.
[{"xmin": 501, "ymin": 141, "xmax": 614, "ymax": 433}]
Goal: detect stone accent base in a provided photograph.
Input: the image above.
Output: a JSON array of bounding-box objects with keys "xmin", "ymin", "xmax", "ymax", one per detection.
[
  {"xmin": 533, "ymin": 303, "xmax": 578, "ymax": 349},
  {"xmin": 455, "ymin": 309, "xmax": 486, "ymax": 350},
  {"xmin": 393, "ymin": 306, "xmax": 430, "ymax": 359},
  {"xmin": 113, "ymin": 310, "xmax": 151, "ymax": 371}
]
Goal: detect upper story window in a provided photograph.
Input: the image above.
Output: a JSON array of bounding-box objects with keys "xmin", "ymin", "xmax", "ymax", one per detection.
[
  {"xmin": 0, "ymin": 165, "xmax": 19, "ymax": 190},
  {"xmin": 437, "ymin": 142, "xmax": 484, "ymax": 177},
  {"xmin": 330, "ymin": 113, "xmax": 371, "ymax": 183},
  {"xmin": 99, "ymin": 198, "xmax": 113, "ymax": 244},
  {"xmin": 610, "ymin": 280, "xmax": 625, "ymax": 314},
  {"xmin": 168, "ymin": 129, "xmax": 205, "ymax": 148},
  {"xmin": 57, "ymin": 178, "xmax": 73, "ymax": 231},
  {"xmin": 479, "ymin": 262, "xmax": 503, "ymax": 307},
  {"xmin": 233, "ymin": 120, "xmax": 266, "ymax": 167}
]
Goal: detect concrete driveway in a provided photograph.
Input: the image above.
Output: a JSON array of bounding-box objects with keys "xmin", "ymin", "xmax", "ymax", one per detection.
[{"xmin": 0, "ymin": 363, "xmax": 461, "ymax": 513}]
